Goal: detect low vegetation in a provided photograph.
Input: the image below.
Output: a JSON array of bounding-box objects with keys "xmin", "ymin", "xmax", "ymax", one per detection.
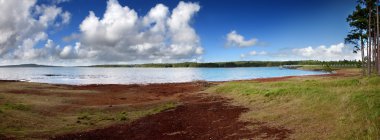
[
  {"xmin": 90, "ymin": 60, "xmax": 360, "ymax": 68},
  {"xmin": 0, "ymin": 82, "xmax": 178, "ymax": 139},
  {"xmin": 207, "ymin": 69, "xmax": 380, "ymax": 139},
  {"xmin": 1, "ymin": 68, "xmax": 378, "ymax": 139}
]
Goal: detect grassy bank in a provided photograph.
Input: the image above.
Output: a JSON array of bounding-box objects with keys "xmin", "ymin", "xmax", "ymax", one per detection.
[
  {"xmin": 0, "ymin": 82, "xmax": 177, "ymax": 139},
  {"xmin": 207, "ymin": 69, "xmax": 380, "ymax": 139},
  {"xmin": 0, "ymin": 68, "xmax": 377, "ymax": 139}
]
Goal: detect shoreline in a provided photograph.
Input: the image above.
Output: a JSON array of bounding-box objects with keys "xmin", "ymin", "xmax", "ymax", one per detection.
[
  {"xmin": 0, "ymin": 68, "xmax": 364, "ymax": 139},
  {"xmin": 0, "ymin": 71, "xmax": 338, "ymax": 87}
]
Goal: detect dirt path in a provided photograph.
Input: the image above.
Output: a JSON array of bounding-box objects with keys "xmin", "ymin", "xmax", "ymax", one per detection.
[{"xmin": 52, "ymin": 93, "xmax": 292, "ymax": 140}]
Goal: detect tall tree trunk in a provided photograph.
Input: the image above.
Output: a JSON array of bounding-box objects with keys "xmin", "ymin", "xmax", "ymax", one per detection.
[
  {"xmin": 376, "ymin": 1, "xmax": 379, "ymax": 73},
  {"xmin": 361, "ymin": 37, "xmax": 366, "ymax": 76},
  {"xmin": 378, "ymin": 0, "xmax": 380, "ymax": 74},
  {"xmin": 368, "ymin": 9, "xmax": 372, "ymax": 76},
  {"xmin": 371, "ymin": 31, "xmax": 377, "ymax": 73}
]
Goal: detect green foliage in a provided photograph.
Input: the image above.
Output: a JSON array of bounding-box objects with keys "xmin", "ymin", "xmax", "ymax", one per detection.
[
  {"xmin": 118, "ymin": 112, "xmax": 128, "ymax": 121},
  {"xmin": 209, "ymin": 76, "xmax": 380, "ymax": 139},
  {"xmin": 345, "ymin": 5, "xmax": 367, "ymax": 49},
  {"xmin": 1, "ymin": 102, "xmax": 31, "ymax": 111},
  {"xmin": 152, "ymin": 102, "xmax": 176, "ymax": 113},
  {"xmin": 90, "ymin": 60, "xmax": 361, "ymax": 68},
  {"xmin": 333, "ymin": 79, "xmax": 361, "ymax": 86},
  {"xmin": 323, "ymin": 64, "xmax": 333, "ymax": 72},
  {"xmin": 74, "ymin": 102, "xmax": 177, "ymax": 126},
  {"xmin": 368, "ymin": 76, "xmax": 380, "ymax": 85},
  {"xmin": 77, "ymin": 113, "xmax": 91, "ymax": 120}
]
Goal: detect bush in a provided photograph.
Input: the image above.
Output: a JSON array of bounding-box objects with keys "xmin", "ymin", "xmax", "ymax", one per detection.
[
  {"xmin": 323, "ymin": 64, "xmax": 333, "ymax": 72},
  {"xmin": 77, "ymin": 114, "xmax": 91, "ymax": 120},
  {"xmin": 2, "ymin": 102, "xmax": 31, "ymax": 111},
  {"xmin": 118, "ymin": 112, "xmax": 129, "ymax": 121},
  {"xmin": 119, "ymin": 116, "xmax": 128, "ymax": 121}
]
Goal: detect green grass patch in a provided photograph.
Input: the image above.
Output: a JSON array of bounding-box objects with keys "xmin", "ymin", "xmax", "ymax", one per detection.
[
  {"xmin": 0, "ymin": 101, "xmax": 178, "ymax": 139},
  {"xmin": 0, "ymin": 81, "xmax": 178, "ymax": 139},
  {"xmin": 0, "ymin": 102, "xmax": 31, "ymax": 111},
  {"xmin": 208, "ymin": 75, "xmax": 380, "ymax": 139},
  {"xmin": 74, "ymin": 102, "xmax": 177, "ymax": 126}
]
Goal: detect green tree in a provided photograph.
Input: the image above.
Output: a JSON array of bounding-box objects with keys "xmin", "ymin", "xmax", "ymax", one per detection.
[{"xmin": 346, "ymin": 4, "xmax": 368, "ymax": 76}]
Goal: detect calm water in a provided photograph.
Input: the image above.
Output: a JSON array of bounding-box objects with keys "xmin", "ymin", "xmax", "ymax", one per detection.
[{"xmin": 0, "ymin": 67, "xmax": 328, "ymax": 85}]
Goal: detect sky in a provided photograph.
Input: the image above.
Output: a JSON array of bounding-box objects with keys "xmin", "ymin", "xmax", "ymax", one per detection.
[{"xmin": 0, "ymin": 0, "xmax": 360, "ymax": 65}]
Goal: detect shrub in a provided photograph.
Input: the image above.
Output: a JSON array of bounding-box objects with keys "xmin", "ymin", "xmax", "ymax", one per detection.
[
  {"xmin": 323, "ymin": 64, "xmax": 333, "ymax": 72},
  {"xmin": 2, "ymin": 102, "xmax": 31, "ymax": 111},
  {"xmin": 77, "ymin": 114, "xmax": 91, "ymax": 120}
]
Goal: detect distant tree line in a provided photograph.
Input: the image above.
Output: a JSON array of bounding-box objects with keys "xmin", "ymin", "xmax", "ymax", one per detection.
[
  {"xmin": 346, "ymin": 0, "xmax": 380, "ymax": 76},
  {"xmin": 90, "ymin": 60, "xmax": 360, "ymax": 68}
]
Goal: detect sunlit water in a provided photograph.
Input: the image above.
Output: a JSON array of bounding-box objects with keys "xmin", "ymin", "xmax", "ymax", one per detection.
[{"xmin": 0, "ymin": 67, "xmax": 328, "ymax": 85}]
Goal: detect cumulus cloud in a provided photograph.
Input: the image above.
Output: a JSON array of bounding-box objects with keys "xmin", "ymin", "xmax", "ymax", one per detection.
[
  {"xmin": 0, "ymin": 0, "xmax": 71, "ymax": 63},
  {"xmin": 249, "ymin": 51, "xmax": 257, "ymax": 55},
  {"xmin": 0, "ymin": 0, "xmax": 203, "ymax": 65},
  {"xmin": 226, "ymin": 30, "xmax": 258, "ymax": 47},
  {"xmin": 60, "ymin": 11, "xmax": 71, "ymax": 25},
  {"xmin": 62, "ymin": 33, "xmax": 80, "ymax": 42},
  {"xmin": 53, "ymin": 0, "xmax": 71, "ymax": 4},
  {"xmin": 77, "ymin": 0, "xmax": 203, "ymax": 63},
  {"xmin": 240, "ymin": 50, "xmax": 267, "ymax": 58},
  {"xmin": 288, "ymin": 43, "xmax": 360, "ymax": 60}
]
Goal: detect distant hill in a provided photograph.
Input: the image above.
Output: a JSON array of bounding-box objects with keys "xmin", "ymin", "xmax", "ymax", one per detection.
[
  {"xmin": 0, "ymin": 64, "xmax": 58, "ymax": 67},
  {"xmin": 88, "ymin": 60, "xmax": 360, "ymax": 68}
]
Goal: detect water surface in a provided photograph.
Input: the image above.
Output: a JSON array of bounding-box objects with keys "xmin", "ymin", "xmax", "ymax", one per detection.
[{"xmin": 0, "ymin": 67, "xmax": 327, "ymax": 85}]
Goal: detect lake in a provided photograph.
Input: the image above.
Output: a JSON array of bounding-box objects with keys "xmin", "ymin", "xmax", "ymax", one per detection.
[{"xmin": 0, "ymin": 67, "xmax": 328, "ymax": 85}]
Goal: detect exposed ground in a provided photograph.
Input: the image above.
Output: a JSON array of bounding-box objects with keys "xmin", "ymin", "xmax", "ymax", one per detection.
[
  {"xmin": 52, "ymin": 94, "xmax": 291, "ymax": 140},
  {"xmin": 0, "ymin": 80, "xmax": 292, "ymax": 139},
  {"xmin": 207, "ymin": 69, "xmax": 380, "ymax": 139},
  {"xmin": 0, "ymin": 82, "xmax": 206, "ymax": 139},
  {"xmin": 0, "ymin": 68, "xmax": 379, "ymax": 139}
]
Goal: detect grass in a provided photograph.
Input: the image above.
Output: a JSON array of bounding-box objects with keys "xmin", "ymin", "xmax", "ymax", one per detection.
[
  {"xmin": 73, "ymin": 102, "xmax": 177, "ymax": 126},
  {"xmin": 1, "ymin": 102, "xmax": 31, "ymax": 111},
  {"xmin": 207, "ymin": 73, "xmax": 380, "ymax": 139},
  {"xmin": 1, "ymin": 68, "xmax": 377, "ymax": 139},
  {"xmin": 299, "ymin": 65, "xmax": 358, "ymax": 72},
  {"xmin": 0, "ymin": 100, "xmax": 177, "ymax": 139},
  {"xmin": 0, "ymin": 82, "xmax": 178, "ymax": 139}
]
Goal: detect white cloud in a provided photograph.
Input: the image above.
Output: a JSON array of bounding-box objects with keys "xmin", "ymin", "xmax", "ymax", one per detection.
[
  {"xmin": 259, "ymin": 51, "xmax": 267, "ymax": 55},
  {"xmin": 0, "ymin": 0, "xmax": 71, "ymax": 63},
  {"xmin": 62, "ymin": 33, "xmax": 80, "ymax": 42},
  {"xmin": 248, "ymin": 51, "xmax": 257, "ymax": 55},
  {"xmin": 0, "ymin": 0, "xmax": 202, "ymax": 65},
  {"xmin": 289, "ymin": 43, "xmax": 360, "ymax": 60},
  {"xmin": 240, "ymin": 50, "xmax": 267, "ymax": 58},
  {"xmin": 53, "ymin": 0, "xmax": 71, "ymax": 4},
  {"xmin": 77, "ymin": 0, "xmax": 203, "ymax": 63},
  {"xmin": 61, "ymin": 11, "xmax": 71, "ymax": 25},
  {"xmin": 36, "ymin": 5, "xmax": 62, "ymax": 27},
  {"xmin": 59, "ymin": 45, "xmax": 72, "ymax": 58},
  {"xmin": 240, "ymin": 54, "xmax": 246, "ymax": 58},
  {"xmin": 226, "ymin": 30, "xmax": 258, "ymax": 47}
]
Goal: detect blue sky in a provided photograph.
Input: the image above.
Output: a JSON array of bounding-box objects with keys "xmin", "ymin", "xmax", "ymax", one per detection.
[{"xmin": 0, "ymin": 0, "xmax": 360, "ymax": 65}]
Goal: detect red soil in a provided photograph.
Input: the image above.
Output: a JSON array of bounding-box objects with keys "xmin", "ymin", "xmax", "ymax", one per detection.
[
  {"xmin": 1, "ymin": 69, "xmax": 357, "ymax": 139},
  {"xmin": 51, "ymin": 93, "xmax": 292, "ymax": 140}
]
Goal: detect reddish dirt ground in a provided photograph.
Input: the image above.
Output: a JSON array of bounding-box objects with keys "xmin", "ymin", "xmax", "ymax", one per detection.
[
  {"xmin": 3, "ymin": 82, "xmax": 209, "ymax": 114},
  {"xmin": 70, "ymin": 82, "xmax": 209, "ymax": 105},
  {"xmin": 51, "ymin": 93, "xmax": 292, "ymax": 140},
  {"xmin": 2, "ymin": 70, "xmax": 356, "ymax": 140},
  {"xmin": 5, "ymin": 72, "xmax": 348, "ymax": 140}
]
